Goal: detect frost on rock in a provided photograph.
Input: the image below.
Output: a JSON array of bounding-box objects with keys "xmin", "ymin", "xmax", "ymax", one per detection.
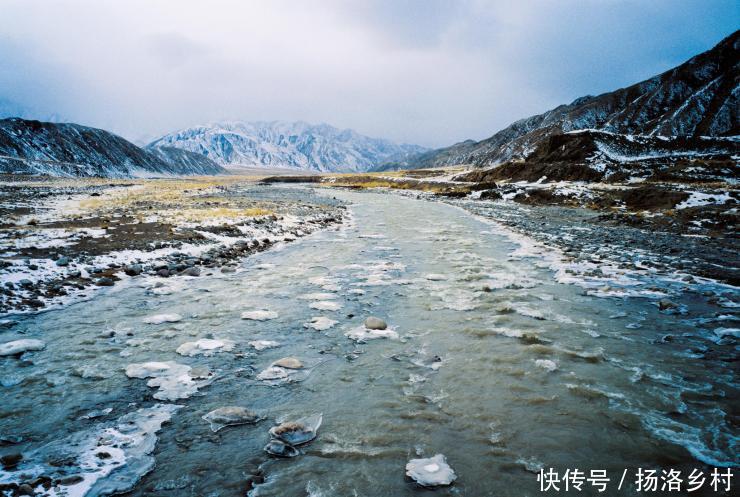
[
  {"xmin": 256, "ymin": 366, "xmax": 289, "ymax": 381},
  {"xmin": 125, "ymin": 361, "xmax": 211, "ymax": 400},
  {"xmin": 304, "ymin": 316, "xmax": 338, "ymax": 331},
  {"xmin": 143, "ymin": 313, "xmax": 183, "ymax": 325},
  {"xmin": 265, "ymin": 413, "xmax": 323, "ymax": 457},
  {"xmin": 202, "ymin": 406, "xmax": 260, "ymax": 432},
  {"xmin": 0, "ymin": 339, "xmax": 45, "ymax": 356},
  {"xmin": 176, "ymin": 338, "xmax": 235, "ymax": 357},
  {"xmin": 241, "ymin": 310, "xmax": 278, "ymax": 321},
  {"xmin": 0, "ymin": 404, "xmax": 181, "ymax": 497},
  {"xmin": 405, "ymin": 454, "xmax": 457, "ymax": 487}
]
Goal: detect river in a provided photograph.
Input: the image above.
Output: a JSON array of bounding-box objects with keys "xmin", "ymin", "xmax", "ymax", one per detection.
[{"xmin": 1, "ymin": 187, "xmax": 737, "ymax": 496}]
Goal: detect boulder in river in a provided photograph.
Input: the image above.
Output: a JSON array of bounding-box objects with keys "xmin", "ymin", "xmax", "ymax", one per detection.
[
  {"xmin": 203, "ymin": 406, "xmax": 260, "ymax": 432},
  {"xmin": 0, "ymin": 339, "xmax": 46, "ymax": 356},
  {"xmin": 405, "ymin": 454, "xmax": 457, "ymax": 487},
  {"xmin": 269, "ymin": 413, "xmax": 322, "ymax": 446},
  {"xmin": 364, "ymin": 317, "xmax": 387, "ymax": 330}
]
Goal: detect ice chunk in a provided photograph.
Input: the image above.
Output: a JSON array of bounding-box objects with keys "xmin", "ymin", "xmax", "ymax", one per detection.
[
  {"xmin": 304, "ymin": 316, "xmax": 338, "ymax": 331},
  {"xmin": 405, "ymin": 454, "xmax": 456, "ymax": 487},
  {"xmin": 202, "ymin": 406, "xmax": 260, "ymax": 432},
  {"xmin": 309, "ymin": 301, "xmax": 342, "ymax": 311},
  {"xmin": 176, "ymin": 338, "xmax": 235, "ymax": 357},
  {"xmin": 0, "ymin": 339, "xmax": 45, "ymax": 356},
  {"xmin": 249, "ymin": 340, "xmax": 280, "ymax": 351},
  {"xmin": 125, "ymin": 361, "xmax": 210, "ymax": 401},
  {"xmin": 241, "ymin": 310, "xmax": 278, "ymax": 321},
  {"xmin": 143, "ymin": 313, "xmax": 182, "ymax": 324}
]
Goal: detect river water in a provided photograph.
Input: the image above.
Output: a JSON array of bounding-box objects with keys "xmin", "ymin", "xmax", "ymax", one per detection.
[{"xmin": 1, "ymin": 187, "xmax": 737, "ymax": 496}]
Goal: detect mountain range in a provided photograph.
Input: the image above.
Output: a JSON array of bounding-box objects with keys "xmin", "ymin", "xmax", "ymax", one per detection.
[
  {"xmin": 377, "ymin": 30, "xmax": 738, "ymax": 171},
  {"xmin": 0, "ymin": 118, "xmax": 225, "ymax": 177},
  {"xmin": 147, "ymin": 121, "xmax": 428, "ymax": 173}
]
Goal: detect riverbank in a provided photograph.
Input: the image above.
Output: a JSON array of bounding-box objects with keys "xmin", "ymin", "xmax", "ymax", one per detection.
[{"xmin": 0, "ymin": 176, "xmax": 345, "ymax": 315}]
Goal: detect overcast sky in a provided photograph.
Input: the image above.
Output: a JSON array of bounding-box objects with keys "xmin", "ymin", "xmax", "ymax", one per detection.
[{"xmin": 1, "ymin": 0, "xmax": 737, "ymax": 147}]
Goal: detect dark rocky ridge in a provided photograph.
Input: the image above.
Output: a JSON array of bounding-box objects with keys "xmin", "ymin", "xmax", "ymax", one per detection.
[
  {"xmin": 394, "ymin": 30, "xmax": 739, "ymax": 171},
  {"xmin": 0, "ymin": 118, "xmax": 227, "ymax": 177}
]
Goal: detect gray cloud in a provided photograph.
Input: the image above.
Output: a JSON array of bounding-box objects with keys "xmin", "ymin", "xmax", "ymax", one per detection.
[{"xmin": 1, "ymin": 0, "xmax": 737, "ymax": 147}]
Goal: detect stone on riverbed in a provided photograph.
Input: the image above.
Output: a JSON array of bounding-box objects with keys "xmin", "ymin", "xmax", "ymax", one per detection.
[
  {"xmin": 269, "ymin": 413, "xmax": 322, "ymax": 446},
  {"xmin": 263, "ymin": 439, "xmax": 300, "ymax": 458},
  {"xmin": 176, "ymin": 339, "xmax": 235, "ymax": 357},
  {"xmin": 241, "ymin": 310, "xmax": 278, "ymax": 321},
  {"xmin": 0, "ymin": 339, "xmax": 46, "ymax": 357},
  {"xmin": 203, "ymin": 406, "xmax": 260, "ymax": 432},
  {"xmin": 405, "ymin": 454, "xmax": 457, "ymax": 487},
  {"xmin": 143, "ymin": 313, "xmax": 182, "ymax": 325},
  {"xmin": 364, "ymin": 317, "xmax": 387, "ymax": 330},
  {"xmin": 271, "ymin": 357, "xmax": 303, "ymax": 369}
]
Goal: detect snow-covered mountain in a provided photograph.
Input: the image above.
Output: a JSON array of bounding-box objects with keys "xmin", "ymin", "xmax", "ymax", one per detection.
[
  {"xmin": 148, "ymin": 121, "xmax": 428, "ymax": 172},
  {"xmin": 0, "ymin": 118, "xmax": 226, "ymax": 177},
  {"xmin": 394, "ymin": 30, "xmax": 739, "ymax": 170}
]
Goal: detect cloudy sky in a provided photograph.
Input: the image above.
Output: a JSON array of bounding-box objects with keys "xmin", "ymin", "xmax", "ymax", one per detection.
[{"xmin": 1, "ymin": 0, "xmax": 737, "ymax": 147}]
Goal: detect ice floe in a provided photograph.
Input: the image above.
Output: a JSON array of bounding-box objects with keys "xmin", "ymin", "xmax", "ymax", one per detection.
[
  {"xmin": 249, "ymin": 340, "xmax": 280, "ymax": 351},
  {"xmin": 176, "ymin": 338, "xmax": 235, "ymax": 357},
  {"xmin": 345, "ymin": 325, "xmax": 399, "ymax": 342},
  {"xmin": 304, "ymin": 316, "xmax": 338, "ymax": 331},
  {"xmin": 405, "ymin": 454, "xmax": 457, "ymax": 487},
  {"xmin": 125, "ymin": 361, "xmax": 211, "ymax": 400},
  {"xmin": 143, "ymin": 313, "xmax": 182, "ymax": 325},
  {"xmin": 0, "ymin": 339, "xmax": 45, "ymax": 356},
  {"xmin": 309, "ymin": 300, "xmax": 342, "ymax": 311},
  {"xmin": 241, "ymin": 310, "xmax": 279, "ymax": 321}
]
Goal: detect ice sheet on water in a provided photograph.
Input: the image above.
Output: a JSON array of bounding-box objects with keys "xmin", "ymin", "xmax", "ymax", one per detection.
[
  {"xmin": 176, "ymin": 338, "xmax": 235, "ymax": 357},
  {"xmin": 125, "ymin": 361, "xmax": 211, "ymax": 400},
  {"xmin": 0, "ymin": 404, "xmax": 181, "ymax": 497}
]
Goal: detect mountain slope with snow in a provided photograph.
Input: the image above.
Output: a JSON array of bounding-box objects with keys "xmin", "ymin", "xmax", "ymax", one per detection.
[
  {"xmin": 401, "ymin": 30, "xmax": 739, "ymax": 170},
  {"xmin": 0, "ymin": 118, "xmax": 226, "ymax": 177},
  {"xmin": 148, "ymin": 121, "xmax": 427, "ymax": 172}
]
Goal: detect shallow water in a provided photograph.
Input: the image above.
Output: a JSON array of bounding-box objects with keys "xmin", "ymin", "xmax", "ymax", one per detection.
[{"xmin": 1, "ymin": 187, "xmax": 737, "ymax": 496}]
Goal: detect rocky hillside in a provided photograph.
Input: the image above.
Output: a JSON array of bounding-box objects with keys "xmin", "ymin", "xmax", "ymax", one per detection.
[
  {"xmin": 0, "ymin": 118, "xmax": 226, "ymax": 177},
  {"xmin": 145, "ymin": 145, "xmax": 225, "ymax": 176},
  {"xmin": 148, "ymin": 121, "xmax": 427, "ymax": 173},
  {"xmin": 400, "ymin": 30, "xmax": 739, "ymax": 170}
]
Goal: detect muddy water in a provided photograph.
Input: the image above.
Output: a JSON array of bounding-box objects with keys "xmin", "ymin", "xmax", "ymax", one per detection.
[{"xmin": 0, "ymin": 188, "xmax": 737, "ymax": 497}]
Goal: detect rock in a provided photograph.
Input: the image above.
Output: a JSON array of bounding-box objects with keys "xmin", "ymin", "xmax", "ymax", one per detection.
[
  {"xmin": 57, "ymin": 475, "xmax": 85, "ymax": 486},
  {"xmin": 256, "ymin": 366, "xmax": 288, "ymax": 381},
  {"xmin": 182, "ymin": 267, "xmax": 200, "ymax": 277},
  {"xmin": 405, "ymin": 454, "xmax": 457, "ymax": 487},
  {"xmin": 157, "ymin": 269, "xmax": 170, "ymax": 277},
  {"xmin": 0, "ymin": 339, "xmax": 46, "ymax": 356},
  {"xmin": 95, "ymin": 277, "xmax": 115, "ymax": 287},
  {"xmin": 0, "ymin": 452, "xmax": 22, "ymax": 469},
  {"xmin": 124, "ymin": 264, "xmax": 142, "ymax": 276},
  {"xmin": 658, "ymin": 299, "xmax": 678, "ymax": 311},
  {"xmin": 19, "ymin": 279, "xmax": 33, "ymax": 288},
  {"xmin": 364, "ymin": 317, "xmax": 387, "ymax": 330},
  {"xmin": 203, "ymin": 406, "xmax": 260, "ymax": 432},
  {"xmin": 271, "ymin": 357, "xmax": 303, "ymax": 369},
  {"xmin": 221, "ymin": 266, "xmax": 236, "ymax": 274},
  {"xmin": 269, "ymin": 413, "xmax": 322, "ymax": 446},
  {"xmin": 263, "ymin": 439, "xmax": 300, "ymax": 458},
  {"xmin": 143, "ymin": 313, "xmax": 182, "ymax": 324},
  {"xmin": 55, "ymin": 256, "xmax": 70, "ymax": 267},
  {"xmin": 248, "ymin": 340, "xmax": 280, "ymax": 351},
  {"xmin": 241, "ymin": 310, "xmax": 278, "ymax": 321}
]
